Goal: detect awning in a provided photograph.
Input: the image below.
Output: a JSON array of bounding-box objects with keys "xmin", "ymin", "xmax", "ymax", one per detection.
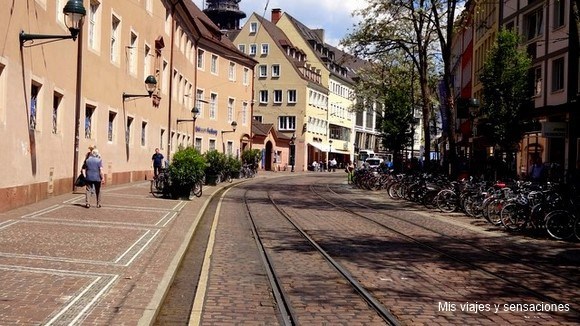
[
  {"xmin": 330, "ymin": 148, "xmax": 349, "ymax": 154},
  {"xmin": 308, "ymin": 142, "xmax": 330, "ymax": 152}
]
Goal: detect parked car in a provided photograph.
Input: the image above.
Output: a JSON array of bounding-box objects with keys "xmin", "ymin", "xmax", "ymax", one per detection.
[{"xmin": 364, "ymin": 158, "xmax": 383, "ymax": 170}]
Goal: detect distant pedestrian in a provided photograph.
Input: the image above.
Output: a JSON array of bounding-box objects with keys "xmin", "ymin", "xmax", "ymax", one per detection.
[
  {"xmin": 82, "ymin": 149, "xmax": 104, "ymax": 208},
  {"xmin": 529, "ymin": 156, "xmax": 546, "ymax": 183},
  {"xmin": 152, "ymin": 148, "xmax": 164, "ymax": 178}
]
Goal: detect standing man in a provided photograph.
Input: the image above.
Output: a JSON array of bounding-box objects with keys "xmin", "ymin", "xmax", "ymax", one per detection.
[{"xmin": 152, "ymin": 148, "xmax": 164, "ymax": 179}]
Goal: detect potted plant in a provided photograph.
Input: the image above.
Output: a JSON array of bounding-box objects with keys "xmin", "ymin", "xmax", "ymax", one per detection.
[
  {"xmin": 242, "ymin": 148, "xmax": 261, "ymax": 170},
  {"xmin": 225, "ymin": 155, "xmax": 243, "ymax": 179},
  {"xmin": 168, "ymin": 147, "xmax": 206, "ymax": 199},
  {"xmin": 204, "ymin": 150, "xmax": 226, "ymax": 185}
]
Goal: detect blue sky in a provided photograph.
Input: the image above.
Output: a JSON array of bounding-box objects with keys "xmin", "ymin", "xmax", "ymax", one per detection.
[{"xmin": 191, "ymin": 0, "xmax": 365, "ymax": 47}]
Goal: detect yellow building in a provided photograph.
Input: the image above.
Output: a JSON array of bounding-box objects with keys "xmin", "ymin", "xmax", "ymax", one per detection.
[
  {"xmin": 0, "ymin": 0, "xmax": 255, "ymax": 212},
  {"xmin": 232, "ymin": 11, "xmax": 327, "ymax": 171}
]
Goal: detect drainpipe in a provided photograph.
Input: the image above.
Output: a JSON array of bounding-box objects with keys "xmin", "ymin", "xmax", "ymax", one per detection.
[{"xmin": 166, "ymin": 2, "xmax": 177, "ymax": 160}]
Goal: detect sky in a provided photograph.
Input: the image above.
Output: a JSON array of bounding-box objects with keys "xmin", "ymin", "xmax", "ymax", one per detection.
[{"xmin": 191, "ymin": 0, "xmax": 367, "ymax": 47}]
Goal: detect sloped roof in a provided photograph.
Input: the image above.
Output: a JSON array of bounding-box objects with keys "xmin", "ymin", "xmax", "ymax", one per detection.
[
  {"xmin": 180, "ymin": 0, "xmax": 257, "ymax": 67},
  {"xmin": 284, "ymin": 13, "xmax": 360, "ymax": 85},
  {"xmin": 252, "ymin": 119, "xmax": 291, "ymax": 141}
]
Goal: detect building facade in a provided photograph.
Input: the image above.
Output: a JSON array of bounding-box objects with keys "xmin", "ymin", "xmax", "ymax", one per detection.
[{"xmin": 0, "ymin": 0, "xmax": 255, "ymax": 212}]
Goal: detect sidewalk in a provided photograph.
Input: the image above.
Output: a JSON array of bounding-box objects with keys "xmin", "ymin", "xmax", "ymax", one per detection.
[{"xmin": 0, "ymin": 178, "xmax": 225, "ymax": 325}]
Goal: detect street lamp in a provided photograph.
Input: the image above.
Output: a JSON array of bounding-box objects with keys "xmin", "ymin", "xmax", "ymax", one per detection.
[
  {"xmin": 176, "ymin": 107, "xmax": 200, "ymax": 148},
  {"xmin": 20, "ymin": 0, "xmax": 86, "ymax": 45},
  {"xmin": 221, "ymin": 121, "xmax": 238, "ymax": 154},
  {"xmin": 289, "ymin": 133, "xmax": 296, "ymax": 172},
  {"xmin": 328, "ymin": 139, "xmax": 333, "ymax": 172},
  {"xmin": 122, "ymin": 75, "xmax": 158, "ymax": 100}
]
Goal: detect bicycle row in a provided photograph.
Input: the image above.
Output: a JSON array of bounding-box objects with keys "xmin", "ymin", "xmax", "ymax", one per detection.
[
  {"xmin": 350, "ymin": 168, "xmax": 580, "ymax": 242},
  {"xmin": 150, "ymin": 163, "xmax": 257, "ymax": 199}
]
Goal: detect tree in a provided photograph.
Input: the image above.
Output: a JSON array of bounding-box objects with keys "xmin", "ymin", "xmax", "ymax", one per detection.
[
  {"xmin": 479, "ymin": 29, "xmax": 532, "ymax": 152},
  {"xmin": 351, "ymin": 56, "xmax": 416, "ymax": 170},
  {"xmin": 342, "ymin": 0, "xmax": 462, "ymax": 171}
]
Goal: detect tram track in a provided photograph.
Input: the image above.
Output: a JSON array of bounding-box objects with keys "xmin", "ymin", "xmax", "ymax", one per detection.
[
  {"xmin": 241, "ymin": 183, "xmax": 401, "ymax": 325},
  {"xmin": 305, "ymin": 181, "xmax": 580, "ymax": 320}
]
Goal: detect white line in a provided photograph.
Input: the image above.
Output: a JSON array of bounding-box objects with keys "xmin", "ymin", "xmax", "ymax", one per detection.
[
  {"xmin": 114, "ymin": 230, "xmax": 153, "ymax": 264},
  {"xmin": 68, "ymin": 275, "xmax": 119, "ymax": 325},
  {"xmin": 0, "ymin": 220, "xmax": 19, "ymax": 229},
  {"xmin": 122, "ymin": 229, "xmax": 160, "ymax": 267},
  {"xmin": 189, "ymin": 188, "xmax": 231, "ymax": 326},
  {"xmin": 45, "ymin": 277, "xmax": 103, "ymax": 326},
  {"xmin": 20, "ymin": 204, "xmax": 60, "ymax": 218}
]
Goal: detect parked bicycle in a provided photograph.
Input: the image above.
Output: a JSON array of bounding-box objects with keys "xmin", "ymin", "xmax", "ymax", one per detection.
[{"xmin": 151, "ymin": 167, "xmax": 203, "ymax": 199}]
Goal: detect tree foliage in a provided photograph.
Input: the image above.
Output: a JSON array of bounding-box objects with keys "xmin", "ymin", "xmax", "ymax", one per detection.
[
  {"xmin": 342, "ymin": 0, "xmax": 460, "ymax": 167},
  {"xmin": 479, "ymin": 29, "xmax": 532, "ymax": 151},
  {"xmin": 352, "ymin": 56, "xmax": 416, "ymax": 158}
]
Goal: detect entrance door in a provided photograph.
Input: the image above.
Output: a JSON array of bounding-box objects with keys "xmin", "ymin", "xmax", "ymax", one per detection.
[{"xmin": 265, "ymin": 141, "xmax": 273, "ymax": 171}]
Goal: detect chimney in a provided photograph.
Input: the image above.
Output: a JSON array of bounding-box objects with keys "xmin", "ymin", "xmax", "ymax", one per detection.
[
  {"xmin": 313, "ymin": 29, "xmax": 325, "ymax": 42},
  {"xmin": 271, "ymin": 8, "xmax": 282, "ymax": 23}
]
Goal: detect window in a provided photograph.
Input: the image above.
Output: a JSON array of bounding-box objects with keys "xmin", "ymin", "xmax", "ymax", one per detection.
[
  {"xmin": 241, "ymin": 101, "xmax": 248, "ymax": 125},
  {"xmin": 271, "ymin": 64, "xmax": 280, "ymax": 77},
  {"xmin": 243, "ymin": 68, "xmax": 250, "ymax": 85},
  {"xmin": 228, "ymin": 98, "xmax": 234, "ymax": 122},
  {"xmin": 209, "ymin": 139, "xmax": 216, "ymax": 151},
  {"xmin": 108, "ymin": 111, "xmax": 116, "ymax": 142},
  {"xmin": 552, "ymin": 57, "xmax": 565, "ymax": 92},
  {"xmin": 141, "ymin": 121, "xmax": 147, "ymax": 146},
  {"xmin": 250, "ymin": 22, "xmax": 258, "ymax": 33},
  {"xmin": 259, "ymin": 90, "xmax": 268, "ymax": 103},
  {"xmin": 160, "ymin": 128, "xmax": 165, "ymax": 149},
  {"xmin": 226, "ymin": 141, "xmax": 233, "ymax": 156},
  {"xmin": 126, "ymin": 116, "xmax": 134, "ymax": 144},
  {"xmin": 52, "ymin": 92, "xmax": 63, "ymax": 134},
  {"xmin": 162, "ymin": 60, "xmax": 169, "ymax": 94},
  {"xmin": 196, "ymin": 89, "xmax": 204, "ymax": 117},
  {"xmin": 238, "ymin": 44, "xmax": 245, "ymax": 53},
  {"xmin": 259, "ymin": 65, "xmax": 267, "ymax": 77},
  {"xmin": 210, "ymin": 93, "xmax": 217, "ymax": 119},
  {"xmin": 111, "ymin": 14, "xmax": 121, "ymax": 63},
  {"xmin": 144, "ymin": 44, "xmax": 151, "ymax": 79},
  {"xmin": 88, "ymin": 0, "xmax": 100, "ymax": 50},
  {"xmin": 554, "ymin": 0, "xmax": 565, "ymax": 29},
  {"xmin": 278, "ymin": 116, "xmax": 296, "ymax": 131},
  {"xmin": 249, "ymin": 44, "xmax": 257, "ymax": 56},
  {"xmin": 0, "ymin": 63, "xmax": 5, "ymax": 123},
  {"xmin": 524, "ymin": 7, "xmax": 543, "ymax": 40},
  {"xmin": 197, "ymin": 49, "xmax": 205, "ymax": 69},
  {"xmin": 85, "ymin": 105, "xmax": 96, "ymax": 139},
  {"xmin": 273, "ymin": 90, "xmax": 282, "ymax": 103},
  {"xmin": 30, "ymin": 82, "xmax": 41, "ymax": 130},
  {"xmin": 195, "ymin": 137, "xmax": 201, "ymax": 151},
  {"xmin": 210, "ymin": 54, "xmax": 218, "ymax": 74},
  {"xmin": 533, "ymin": 66, "xmax": 542, "ymax": 96},
  {"xmin": 261, "ymin": 43, "xmax": 269, "ymax": 55},
  {"xmin": 254, "ymin": 116, "xmax": 263, "ymax": 123},
  {"xmin": 288, "ymin": 89, "xmax": 297, "ymax": 103},
  {"xmin": 229, "ymin": 62, "xmax": 236, "ymax": 81},
  {"xmin": 129, "ymin": 31, "xmax": 138, "ymax": 75}
]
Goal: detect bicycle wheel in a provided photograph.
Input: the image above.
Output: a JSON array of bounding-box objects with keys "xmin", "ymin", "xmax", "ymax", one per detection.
[
  {"xmin": 500, "ymin": 203, "xmax": 526, "ymax": 232},
  {"xmin": 545, "ymin": 210, "xmax": 575, "ymax": 240},
  {"xmin": 484, "ymin": 199, "xmax": 504, "ymax": 226},
  {"xmin": 575, "ymin": 215, "xmax": 580, "ymax": 241},
  {"xmin": 435, "ymin": 190, "xmax": 458, "ymax": 213},
  {"xmin": 151, "ymin": 178, "xmax": 165, "ymax": 198},
  {"xmin": 189, "ymin": 180, "xmax": 203, "ymax": 198}
]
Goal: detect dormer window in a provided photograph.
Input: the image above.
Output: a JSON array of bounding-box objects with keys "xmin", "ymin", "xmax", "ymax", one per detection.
[{"xmin": 250, "ymin": 22, "xmax": 258, "ymax": 33}]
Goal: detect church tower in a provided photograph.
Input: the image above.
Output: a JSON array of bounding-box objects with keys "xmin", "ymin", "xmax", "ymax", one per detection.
[{"xmin": 203, "ymin": 0, "xmax": 246, "ymax": 30}]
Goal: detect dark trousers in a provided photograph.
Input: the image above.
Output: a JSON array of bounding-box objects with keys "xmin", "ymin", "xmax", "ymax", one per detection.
[
  {"xmin": 154, "ymin": 165, "xmax": 162, "ymax": 178},
  {"xmin": 85, "ymin": 180, "xmax": 102, "ymax": 205}
]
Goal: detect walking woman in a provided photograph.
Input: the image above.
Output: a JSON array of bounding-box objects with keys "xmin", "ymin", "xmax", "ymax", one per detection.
[{"xmin": 82, "ymin": 148, "xmax": 105, "ymax": 208}]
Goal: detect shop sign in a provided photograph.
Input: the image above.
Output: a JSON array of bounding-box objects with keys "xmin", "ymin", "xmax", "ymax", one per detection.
[{"xmin": 541, "ymin": 122, "xmax": 567, "ymax": 138}]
